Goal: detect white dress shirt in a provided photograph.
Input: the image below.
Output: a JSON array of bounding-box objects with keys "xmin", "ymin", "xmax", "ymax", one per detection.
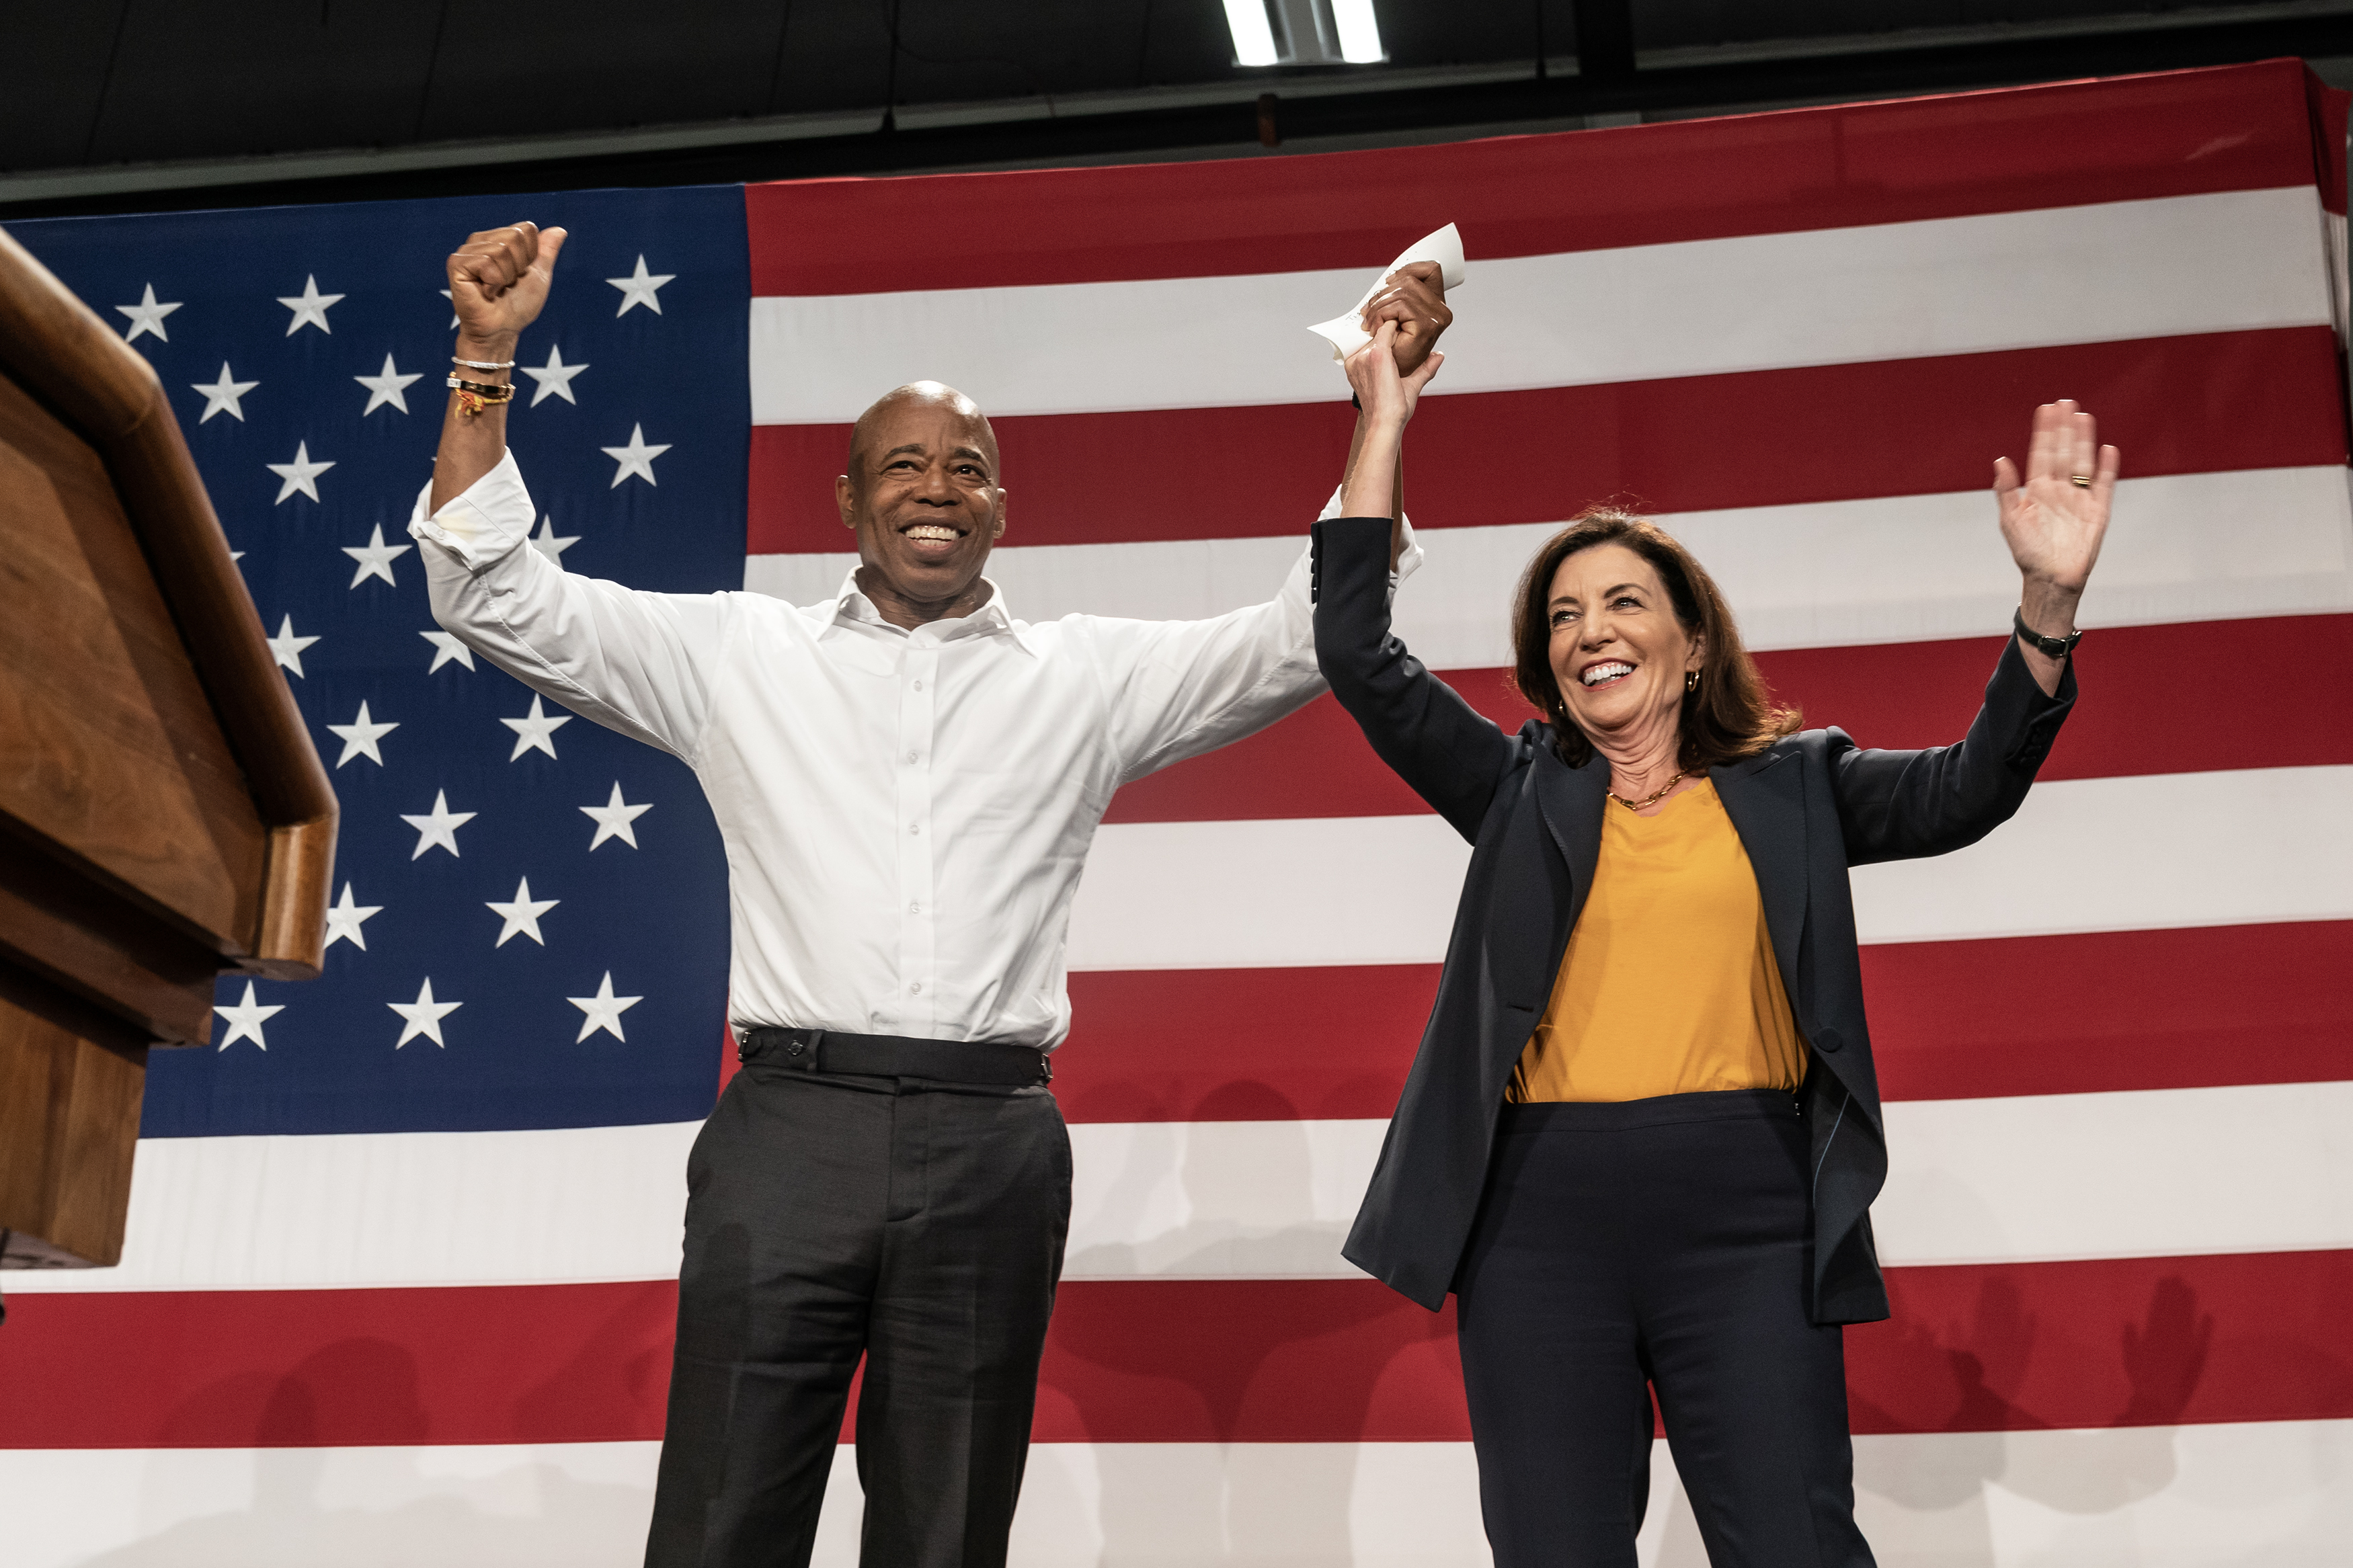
[{"xmin": 410, "ymin": 452, "xmax": 1417, "ymax": 1049}]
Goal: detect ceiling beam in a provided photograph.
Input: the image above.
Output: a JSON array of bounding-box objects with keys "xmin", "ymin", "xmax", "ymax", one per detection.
[
  {"xmin": 5, "ymin": 9, "xmax": 2352, "ymax": 220},
  {"xmin": 1570, "ymin": 0, "xmax": 1636, "ymax": 85}
]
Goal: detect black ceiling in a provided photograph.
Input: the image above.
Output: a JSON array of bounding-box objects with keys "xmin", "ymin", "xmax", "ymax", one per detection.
[{"xmin": 5, "ymin": 1, "xmax": 2352, "ymax": 219}]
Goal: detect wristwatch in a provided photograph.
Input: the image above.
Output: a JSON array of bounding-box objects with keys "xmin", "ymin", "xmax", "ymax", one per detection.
[{"xmin": 2013, "ymin": 606, "xmax": 2083, "ymax": 660}]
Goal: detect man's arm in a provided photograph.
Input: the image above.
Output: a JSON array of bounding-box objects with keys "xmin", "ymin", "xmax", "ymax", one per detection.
[
  {"xmin": 411, "ymin": 222, "xmax": 729, "ymax": 761},
  {"xmin": 411, "ymin": 461, "xmax": 731, "ymax": 761},
  {"xmin": 1096, "ymin": 274, "xmax": 1451, "ymax": 781},
  {"xmin": 432, "ymin": 223, "xmax": 563, "ymax": 512},
  {"xmin": 1090, "ymin": 540, "xmax": 1326, "ymax": 785}
]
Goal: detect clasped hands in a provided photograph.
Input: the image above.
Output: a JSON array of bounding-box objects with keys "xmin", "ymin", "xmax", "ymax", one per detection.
[
  {"xmin": 1344, "ymin": 259, "xmax": 1450, "ymax": 428},
  {"xmin": 1334, "ymin": 257, "xmax": 2118, "ymax": 697}
]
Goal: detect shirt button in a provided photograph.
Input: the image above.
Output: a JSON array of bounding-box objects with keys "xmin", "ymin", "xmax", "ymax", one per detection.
[
  {"xmin": 907, "ymin": 750, "xmax": 919, "ymax": 763},
  {"xmin": 912, "ymin": 679, "xmax": 924, "ymax": 692},
  {"xmin": 910, "ymin": 823, "xmax": 921, "ymax": 835},
  {"xmin": 908, "ymin": 982, "xmax": 922, "ymax": 995},
  {"xmin": 909, "ymin": 902, "xmax": 922, "ymax": 914}
]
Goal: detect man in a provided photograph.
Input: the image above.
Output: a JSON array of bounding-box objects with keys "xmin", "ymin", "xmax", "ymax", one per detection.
[{"xmin": 410, "ymin": 221, "xmax": 1447, "ymax": 1566}]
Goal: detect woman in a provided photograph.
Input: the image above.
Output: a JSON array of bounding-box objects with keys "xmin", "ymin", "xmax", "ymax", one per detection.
[{"xmin": 1316, "ymin": 321, "xmax": 2112, "ymax": 1567}]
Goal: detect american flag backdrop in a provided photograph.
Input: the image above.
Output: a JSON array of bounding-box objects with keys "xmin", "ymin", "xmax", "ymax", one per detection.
[{"xmin": 5, "ymin": 57, "xmax": 2352, "ymax": 1565}]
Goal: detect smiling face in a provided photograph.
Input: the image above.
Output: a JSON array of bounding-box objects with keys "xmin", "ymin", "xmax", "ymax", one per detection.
[
  {"xmin": 835, "ymin": 383, "xmax": 1006, "ymax": 624},
  {"xmin": 1547, "ymin": 542, "xmax": 1705, "ymax": 747}
]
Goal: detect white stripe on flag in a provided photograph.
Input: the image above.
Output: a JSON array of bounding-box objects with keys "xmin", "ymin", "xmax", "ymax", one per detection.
[
  {"xmin": 1874, "ymin": 1081, "xmax": 2353, "ymax": 1268},
  {"xmin": 2, "ymin": 1121, "xmax": 702, "ymax": 1292},
  {"xmin": 748, "ymin": 190, "xmax": 2334, "ymax": 422},
  {"xmin": 743, "ymin": 466, "xmax": 2353, "ymax": 667},
  {"xmin": 1063, "ymin": 1118, "xmax": 1381, "ymax": 1280},
  {"xmin": 8, "ymin": 1423, "xmax": 2348, "ymax": 1566},
  {"xmin": 15, "ymin": 1079, "xmax": 2350, "ymax": 1292},
  {"xmin": 1067, "ymin": 767, "xmax": 2353, "ymax": 972},
  {"xmin": 0, "ymin": 1440, "xmax": 667, "ymax": 1568},
  {"xmin": 1075, "ymin": 815, "xmax": 1471, "ymax": 973},
  {"xmin": 1845, "ymin": 764, "xmax": 2353, "ymax": 946},
  {"xmin": 1061, "ymin": 1081, "xmax": 2353, "ymax": 1278}
]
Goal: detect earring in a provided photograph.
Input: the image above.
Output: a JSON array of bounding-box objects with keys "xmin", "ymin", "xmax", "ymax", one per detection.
[{"xmin": 1685, "ymin": 669, "xmax": 1699, "ymax": 693}]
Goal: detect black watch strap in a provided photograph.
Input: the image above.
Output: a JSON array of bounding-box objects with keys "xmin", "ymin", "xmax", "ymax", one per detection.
[{"xmin": 2013, "ymin": 606, "xmax": 2083, "ymax": 659}]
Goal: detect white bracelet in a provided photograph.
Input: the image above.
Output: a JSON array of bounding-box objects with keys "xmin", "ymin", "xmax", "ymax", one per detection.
[{"xmin": 452, "ymin": 356, "xmax": 516, "ymax": 370}]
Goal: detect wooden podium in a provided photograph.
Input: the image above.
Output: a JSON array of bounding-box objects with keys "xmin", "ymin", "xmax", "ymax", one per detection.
[{"xmin": 0, "ymin": 228, "xmax": 336, "ymax": 1271}]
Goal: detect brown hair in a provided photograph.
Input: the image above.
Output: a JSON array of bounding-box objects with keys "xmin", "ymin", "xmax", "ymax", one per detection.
[{"xmin": 1510, "ymin": 507, "xmax": 1800, "ymax": 770}]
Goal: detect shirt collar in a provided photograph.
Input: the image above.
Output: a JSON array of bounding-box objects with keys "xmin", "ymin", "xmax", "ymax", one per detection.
[{"xmin": 828, "ymin": 571, "xmax": 1034, "ymax": 653}]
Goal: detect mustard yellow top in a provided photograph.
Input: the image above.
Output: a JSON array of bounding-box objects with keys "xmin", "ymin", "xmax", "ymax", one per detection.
[{"xmin": 1508, "ymin": 778, "xmax": 1808, "ymax": 1103}]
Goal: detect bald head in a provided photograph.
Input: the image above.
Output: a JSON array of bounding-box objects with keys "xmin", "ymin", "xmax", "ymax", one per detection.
[
  {"xmin": 848, "ymin": 382, "xmax": 998, "ymax": 484},
  {"xmin": 834, "ymin": 380, "xmax": 1008, "ymax": 630}
]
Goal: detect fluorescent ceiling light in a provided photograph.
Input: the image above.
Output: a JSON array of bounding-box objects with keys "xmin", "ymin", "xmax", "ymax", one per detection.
[
  {"xmin": 1328, "ymin": 0, "xmax": 1386, "ymax": 64},
  {"xmin": 1224, "ymin": 0, "xmax": 1281, "ymax": 67}
]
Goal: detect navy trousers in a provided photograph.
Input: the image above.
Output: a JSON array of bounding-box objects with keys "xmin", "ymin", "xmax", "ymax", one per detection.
[
  {"xmin": 643, "ymin": 1052, "xmax": 1072, "ymax": 1567},
  {"xmin": 1454, "ymin": 1088, "xmax": 1876, "ymax": 1568}
]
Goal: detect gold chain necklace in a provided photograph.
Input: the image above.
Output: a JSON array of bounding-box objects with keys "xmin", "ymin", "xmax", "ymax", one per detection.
[{"xmin": 1606, "ymin": 770, "xmax": 1686, "ymax": 813}]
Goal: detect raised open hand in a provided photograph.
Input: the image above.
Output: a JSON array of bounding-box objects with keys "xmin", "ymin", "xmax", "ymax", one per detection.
[
  {"xmin": 1993, "ymin": 399, "xmax": 2117, "ymax": 595},
  {"xmin": 447, "ymin": 221, "xmax": 567, "ymax": 349}
]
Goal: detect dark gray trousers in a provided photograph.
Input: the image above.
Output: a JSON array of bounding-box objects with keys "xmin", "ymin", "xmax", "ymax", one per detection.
[
  {"xmin": 1454, "ymin": 1089, "xmax": 1876, "ymax": 1568},
  {"xmin": 643, "ymin": 1054, "xmax": 1072, "ymax": 1568}
]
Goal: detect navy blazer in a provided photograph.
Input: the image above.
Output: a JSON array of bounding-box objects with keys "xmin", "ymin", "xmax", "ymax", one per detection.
[{"xmin": 1311, "ymin": 516, "xmax": 2077, "ymax": 1322}]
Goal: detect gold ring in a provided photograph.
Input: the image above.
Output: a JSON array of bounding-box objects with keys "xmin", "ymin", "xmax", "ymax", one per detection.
[{"xmin": 2069, "ymin": 474, "xmax": 2094, "ymax": 488}]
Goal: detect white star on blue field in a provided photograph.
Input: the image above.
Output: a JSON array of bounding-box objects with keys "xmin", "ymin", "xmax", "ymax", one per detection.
[{"xmin": 15, "ymin": 188, "xmax": 751, "ymax": 1137}]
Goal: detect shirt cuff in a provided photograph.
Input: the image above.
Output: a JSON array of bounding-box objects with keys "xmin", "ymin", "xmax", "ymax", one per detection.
[
  {"xmin": 1317, "ymin": 484, "xmax": 1423, "ymax": 588},
  {"xmin": 406, "ymin": 449, "xmax": 536, "ymax": 570},
  {"xmin": 1392, "ymin": 518, "xmax": 1423, "ymax": 584}
]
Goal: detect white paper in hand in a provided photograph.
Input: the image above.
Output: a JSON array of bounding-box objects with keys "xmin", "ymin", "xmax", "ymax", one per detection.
[{"xmin": 1306, "ymin": 222, "xmax": 1466, "ymax": 364}]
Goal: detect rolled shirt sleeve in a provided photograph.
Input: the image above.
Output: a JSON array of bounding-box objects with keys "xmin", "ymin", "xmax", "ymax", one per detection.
[{"xmin": 407, "ymin": 451, "xmax": 734, "ymax": 762}]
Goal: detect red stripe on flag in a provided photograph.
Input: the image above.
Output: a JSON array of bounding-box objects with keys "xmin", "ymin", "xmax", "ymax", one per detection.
[
  {"xmin": 746, "ymin": 63, "xmax": 2329, "ymax": 295},
  {"xmin": 1850, "ymin": 1250, "xmax": 2353, "ymax": 1435},
  {"xmin": 6, "ymin": 1251, "xmax": 2348, "ymax": 1447},
  {"xmin": 1100, "ymin": 617, "xmax": 2353, "ymax": 826},
  {"xmin": 0, "ymin": 1280, "xmax": 680, "ymax": 1449},
  {"xmin": 1750, "ymin": 616, "xmax": 2353, "ymax": 782},
  {"xmin": 1058, "ymin": 964, "xmax": 1437, "ymax": 1124},
  {"xmin": 1051, "ymin": 921, "xmax": 2353, "ymax": 1122},
  {"xmin": 747, "ymin": 329, "xmax": 2348, "ymax": 553},
  {"xmin": 1862, "ymin": 921, "xmax": 2353, "ymax": 1102},
  {"xmin": 1028, "ymin": 1280, "xmax": 1466, "ymax": 1444},
  {"xmin": 1041, "ymin": 1251, "xmax": 2353, "ymax": 1440}
]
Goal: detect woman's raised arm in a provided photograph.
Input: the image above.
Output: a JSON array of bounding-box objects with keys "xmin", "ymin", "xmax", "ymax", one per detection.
[
  {"xmin": 1316, "ymin": 324, "xmax": 1515, "ymax": 841},
  {"xmin": 1833, "ymin": 401, "xmax": 2114, "ymax": 862}
]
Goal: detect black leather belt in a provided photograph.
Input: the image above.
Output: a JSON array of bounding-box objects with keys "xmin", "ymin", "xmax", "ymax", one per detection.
[{"xmin": 740, "ymin": 1026, "xmax": 1051, "ymax": 1087}]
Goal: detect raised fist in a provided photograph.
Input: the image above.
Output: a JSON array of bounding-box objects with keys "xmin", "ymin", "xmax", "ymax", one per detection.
[{"xmin": 447, "ymin": 221, "xmax": 567, "ymax": 351}]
